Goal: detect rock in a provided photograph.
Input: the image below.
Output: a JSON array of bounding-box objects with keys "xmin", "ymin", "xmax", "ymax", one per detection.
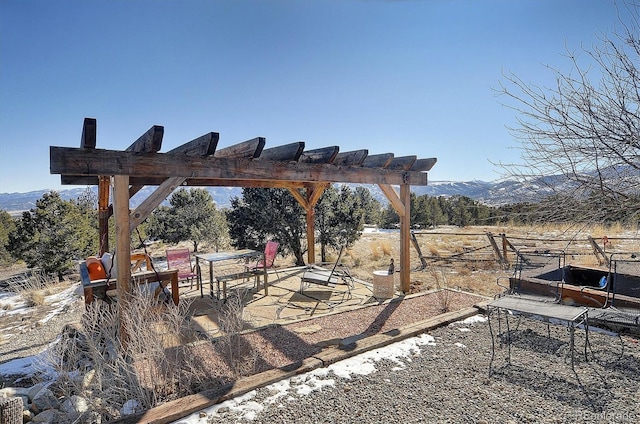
[
  {"xmin": 79, "ymin": 410, "xmax": 102, "ymax": 423},
  {"xmin": 28, "ymin": 382, "xmax": 48, "ymax": 400},
  {"xmin": 61, "ymin": 395, "xmax": 90, "ymax": 414},
  {"xmin": 120, "ymin": 399, "xmax": 142, "ymax": 416},
  {"xmin": 23, "ymin": 408, "xmax": 34, "ymax": 422},
  {"xmin": 31, "ymin": 408, "xmax": 58, "ymax": 423},
  {"xmin": 31, "ymin": 388, "xmax": 59, "ymax": 412}
]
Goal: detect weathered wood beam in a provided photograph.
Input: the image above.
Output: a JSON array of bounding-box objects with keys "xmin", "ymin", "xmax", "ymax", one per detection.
[
  {"xmin": 215, "ymin": 137, "xmax": 265, "ymax": 159},
  {"xmin": 168, "ymin": 132, "xmax": 219, "ymax": 156},
  {"xmin": 60, "ymin": 175, "xmax": 310, "ymax": 188},
  {"xmin": 387, "ymin": 155, "xmax": 417, "ymax": 171},
  {"xmin": 286, "ymin": 182, "xmax": 330, "ymax": 212},
  {"xmin": 81, "ymin": 118, "xmax": 97, "ymax": 149},
  {"xmin": 379, "ymin": 184, "xmax": 405, "ymax": 216},
  {"xmin": 362, "ymin": 153, "xmax": 394, "ymax": 168},
  {"xmin": 126, "ymin": 132, "xmax": 219, "ymax": 199},
  {"xmin": 197, "ymin": 179, "xmax": 308, "ymax": 189},
  {"xmin": 299, "ymin": 146, "xmax": 339, "ymax": 164},
  {"xmin": 333, "ymin": 149, "xmax": 368, "ymax": 166},
  {"xmin": 129, "ymin": 185, "xmax": 145, "ymax": 198},
  {"xmin": 410, "ymin": 158, "xmax": 437, "ymax": 172},
  {"xmin": 306, "ymin": 182, "xmax": 330, "ymax": 207},
  {"xmin": 259, "ymin": 142, "xmax": 305, "ymax": 162},
  {"xmin": 287, "ymin": 188, "xmax": 309, "ymax": 211},
  {"xmin": 130, "ymin": 177, "xmax": 186, "ymax": 232},
  {"xmin": 51, "ymin": 147, "xmax": 430, "ymax": 185},
  {"xmin": 126, "ymin": 125, "xmax": 164, "ymax": 153}
]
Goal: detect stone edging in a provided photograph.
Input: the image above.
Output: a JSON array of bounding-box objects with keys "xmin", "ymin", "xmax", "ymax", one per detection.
[{"xmin": 114, "ymin": 303, "xmax": 487, "ymax": 424}]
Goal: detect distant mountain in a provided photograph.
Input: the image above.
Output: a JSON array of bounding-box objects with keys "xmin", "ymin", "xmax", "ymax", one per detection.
[
  {"xmin": 4, "ymin": 166, "xmax": 633, "ymax": 214},
  {"xmin": 0, "ymin": 180, "xmax": 531, "ymax": 215},
  {"xmin": 0, "ymin": 187, "xmax": 244, "ymax": 215}
]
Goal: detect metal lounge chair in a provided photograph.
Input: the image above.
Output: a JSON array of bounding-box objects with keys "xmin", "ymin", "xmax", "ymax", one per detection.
[{"xmin": 300, "ymin": 245, "xmax": 354, "ymax": 294}]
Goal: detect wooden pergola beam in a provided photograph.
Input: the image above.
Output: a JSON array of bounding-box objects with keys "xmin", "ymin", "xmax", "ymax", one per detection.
[
  {"xmin": 81, "ymin": 118, "xmax": 97, "ymax": 149},
  {"xmin": 50, "ymin": 147, "xmax": 430, "ymax": 186},
  {"xmin": 167, "ymin": 132, "xmax": 219, "ymax": 156},
  {"xmin": 130, "ymin": 177, "xmax": 187, "ymax": 232},
  {"xmin": 411, "ymin": 158, "xmax": 437, "ymax": 172},
  {"xmin": 387, "ymin": 155, "xmax": 417, "ymax": 170},
  {"xmin": 215, "ymin": 137, "xmax": 265, "ymax": 159},
  {"xmin": 333, "ymin": 149, "xmax": 368, "ymax": 166},
  {"xmin": 126, "ymin": 125, "xmax": 164, "ymax": 153},
  {"xmin": 61, "ymin": 175, "xmax": 312, "ymax": 188},
  {"xmin": 259, "ymin": 142, "xmax": 305, "ymax": 162},
  {"xmin": 362, "ymin": 153, "xmax": 394, "ymax": 168},
  {"xmin": 299, "ymin": 146, "xmax": 339, "ymax": 164}
]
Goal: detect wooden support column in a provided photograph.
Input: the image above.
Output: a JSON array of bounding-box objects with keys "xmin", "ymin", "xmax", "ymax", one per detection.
[
  {"xmin": 114, "ymin": 175, "xmax": 132, "ymax": 341},
  {"xmin": 98, "ymin": 176, "xmax": 111, "ymax": 255},
  {"xmin": 399, "ymin": 184, "xmax": 411, "ymax": 293},
  {"xmin": 379, "ymin": 183, "xmax": 411, "ymax": 293},
  {"xmin": 306, "ymin": 207, "xmax": 315, "ymax": 265},
  {"xmin": 287, "ymin": 183, "xmax": 328, "ymax": 265}
]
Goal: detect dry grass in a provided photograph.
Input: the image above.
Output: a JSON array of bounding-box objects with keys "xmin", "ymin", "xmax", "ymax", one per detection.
[
  {"xmin": 312, "ymin": 224, "xmax": 638, "ymax": 299},
  {"xmin": 11, "ymin": 271, "xmax": 59, "ymax": 307},
  {"xmin": 42, "ymin": 291, "xmax": 211, "ymax": 420}
]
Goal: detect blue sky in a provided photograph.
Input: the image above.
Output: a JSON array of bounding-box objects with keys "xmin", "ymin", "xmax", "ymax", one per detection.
[{"xmin": 0, "ymin": 0, "xmax": 626, "ymax": 193}]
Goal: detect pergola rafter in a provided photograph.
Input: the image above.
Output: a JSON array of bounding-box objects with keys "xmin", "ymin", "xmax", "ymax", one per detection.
[{"xmin": 49, "ymin": 118, "xmax": 437, "ymax": 298}]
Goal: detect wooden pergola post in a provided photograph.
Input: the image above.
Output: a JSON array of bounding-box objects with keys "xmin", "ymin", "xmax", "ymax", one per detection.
[
  {"xmin": 399, "ymin": 184, "xmax": 411, "ymax": 293},
  {"xmin": 113, "ymin": 175, "xmax": 132, "ymax": 344},
  {"xmin": 98, "ymin": 176, "xmax": 110, "ymax": 255}
]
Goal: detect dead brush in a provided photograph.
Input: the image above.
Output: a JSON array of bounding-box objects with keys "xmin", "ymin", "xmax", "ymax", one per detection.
[
  {"xmin": 217, "ymin": 289, "xmax": 259, "ymax": 379},
  {"xmin": 40, "ymin": 289, "xmax": 209, "ymax": 421},
  {"xmin": 427, "ymin": 245, "xmax": 440, "ymax": 257},
  {"xmin": 370, "ymin": 241, "xmax": 381, "ymax": 261},
  {"xmin": 380, "ymin": 240, "xmax": 392, "ymax": 256},
  {"xmin": 14, "ymin": 271, "xmax": 57, "ymax": 307},
  {"xmin": 425, "ymin": 265, "xmax": 451, "ymax": 313}
]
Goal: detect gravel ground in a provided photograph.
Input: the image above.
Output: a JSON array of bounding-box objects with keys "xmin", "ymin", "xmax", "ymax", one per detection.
[{"xmin": 201, "ymin": 317, "xmax": 640, "ymax": 424}]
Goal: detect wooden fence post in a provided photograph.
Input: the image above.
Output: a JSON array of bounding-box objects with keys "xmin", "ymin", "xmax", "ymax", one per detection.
[
  {"xmin": 487, "ymin": 232, "xmax": 507, "ymax": 268},
  {"xmin": 411, "ymin": 231, "xmax": 428, "ymax": 270}
]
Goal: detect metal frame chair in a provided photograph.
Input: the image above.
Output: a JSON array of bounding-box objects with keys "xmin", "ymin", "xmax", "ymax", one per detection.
[
  {"xmin": 166, "ymin": 248, "xmax": 198, "ymax": 289},
  {"xmin": 244, "ymin": 240, "xmax": 280, "ymax": 288}
]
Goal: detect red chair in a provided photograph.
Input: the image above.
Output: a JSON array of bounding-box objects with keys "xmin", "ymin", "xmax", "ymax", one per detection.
[
  {"xmin": 166, "ymin": 248, "xmax": 198, "ymax": 289},
  {"xmin": 245, "ymin": 241, "xmax": 279, "ymax": 288}
]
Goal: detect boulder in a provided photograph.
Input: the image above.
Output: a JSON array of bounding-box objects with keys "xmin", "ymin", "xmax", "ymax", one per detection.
[{"xmin": 31, "ymin": 388, "xmax": 59, "ymax": 412}]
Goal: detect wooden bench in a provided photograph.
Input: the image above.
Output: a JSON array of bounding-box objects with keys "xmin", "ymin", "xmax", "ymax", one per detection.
[{"xmin": 80, "ymin": 262, "xmax": 179, "ymax": 305}]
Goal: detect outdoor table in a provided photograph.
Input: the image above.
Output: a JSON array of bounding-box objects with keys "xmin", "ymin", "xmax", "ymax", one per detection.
[
  {"xmin": 487, "ymin": 296, "xmax": 589, "ymax": 375},
  {"xmin": 195, "ymin": 250, "xmax": 261, "ymax": 300}
]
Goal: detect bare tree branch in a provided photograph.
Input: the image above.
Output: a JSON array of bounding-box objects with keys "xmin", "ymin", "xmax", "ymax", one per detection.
[{"xmin": 495, "ymin": 1, "xmax": 640, "ymax": 224}]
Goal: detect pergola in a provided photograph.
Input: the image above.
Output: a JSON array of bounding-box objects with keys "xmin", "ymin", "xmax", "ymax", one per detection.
[{"xmin": 50, "ymin": 118, "xmax": 436, "ymax": 300}]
